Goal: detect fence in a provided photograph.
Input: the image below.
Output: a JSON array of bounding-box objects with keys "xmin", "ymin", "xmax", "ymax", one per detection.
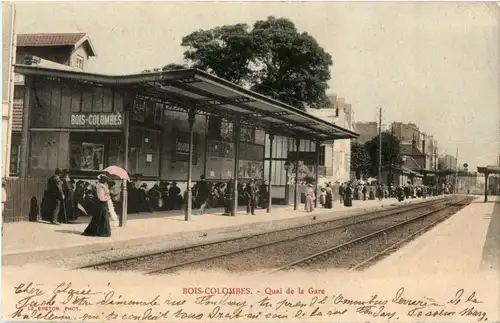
[{"xmin": 3, "ymin": 177, "xmax": 46, "ymax": 222}]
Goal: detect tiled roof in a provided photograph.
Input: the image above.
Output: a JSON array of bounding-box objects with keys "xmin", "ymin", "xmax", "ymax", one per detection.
[
  {"xmin": 12, "ymin": 100, "xmax": 24, "ymax": 133},
  {"xmin": 17, "ymin": 33, "xmax": 87, "ymax": 47}
]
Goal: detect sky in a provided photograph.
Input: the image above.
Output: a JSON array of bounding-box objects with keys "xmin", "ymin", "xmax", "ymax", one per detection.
[{"xmin": 13, "ymin": 1, "xmax": 500, "ymax": 168}]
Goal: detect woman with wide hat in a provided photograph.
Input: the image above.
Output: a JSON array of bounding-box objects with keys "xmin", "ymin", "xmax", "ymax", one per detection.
[{"xmin": 82, "ymin": 173, "xmax": 111, "ymax": 237}]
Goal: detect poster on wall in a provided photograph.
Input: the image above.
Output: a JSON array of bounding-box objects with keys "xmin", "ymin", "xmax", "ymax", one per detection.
[
  {"xmin": 238, "ymin": 160, "xmax": 264, "ymax": 179},
  {"xmin": 172, "ymin": 131, "xmax": 198, "ymax": 165},
  {"xmin": 80, "ymin": 143, "xmax": 104, "ymax": 171}
]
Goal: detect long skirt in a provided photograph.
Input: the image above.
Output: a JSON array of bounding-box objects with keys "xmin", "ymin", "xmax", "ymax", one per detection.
[
  {"xmin": 82, "ymin": 201, "xmax": 111, "ymax": 237},
  {"xmin": 40, "ymin": 191, "xmax": 58, "ymax": 222},
  {"xmin": 325, "ymin": 194, "xmax": 333, "ymax": 209},
  {"xmin": 305, "ymin": 195, "xmax": 315, "ymax": 212},
  {"xmin": 344, "ymin": 196, "xmax": 353, "ymax": 207}
]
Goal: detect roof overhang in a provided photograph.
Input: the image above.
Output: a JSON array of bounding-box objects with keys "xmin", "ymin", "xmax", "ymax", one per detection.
[
  {"xmin": 478, "ymin": 165, "xmax": 500, "ymax": 174},
  {"xmin": 14, "ymin": 64, "xmax": 359, "ymax": 141}
]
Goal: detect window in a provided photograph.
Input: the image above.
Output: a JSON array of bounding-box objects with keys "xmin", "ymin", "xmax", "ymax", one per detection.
[
  {"xmin": 220, "ymin": 119, "xmax": 233, "ymax": 140},
  {"xmin": 133, "ymin": 99, "xmax": 146, "ymax": 122},
  {"xmin": 154, "ymin": 103, "xmax": 163, "ymax": 123},
  {"xmin": 240, "ymin": 126, "xmax": 255, "ymax": 143},
  {"xmin": 207, "ymin": 116, "xmax": 234, "ymax": 141},
  {"xmin": 14, "ymin": 85, "xmax": 24, "ymax": 100},
  {"xmin": 319, "ymin": 145, "xmax": 326, "ymax": 166},
  {"xmin": 9, "ymin": 145, "xmax": 20, "ymax": 175},
  {"xmin": 76, "ymin": 55, "xmax": 84, "ymax": 69}
]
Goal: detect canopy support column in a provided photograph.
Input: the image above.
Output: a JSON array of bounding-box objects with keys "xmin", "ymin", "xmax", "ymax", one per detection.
[
  {"xmin": 315, "ymin": 140, "xmax": 321, "ymax": 208},
  {"xmin": 267, "ymin": 133, "xmax": 275, "ymax": 213},
  {"xmin": 484, "ymin": 172, "xmax": 489, "ymax": 203},
  {"xmin": 231, "ymin": 118, "xmax": 241, "ymax": 216},
  {"xmin": 119, "ymin": 109, "xmax": 130, "ymax": 227},
  {"xmin": 185, "ymin": 109, "xmax": 196, "ymax": 221},
  {"xmin": 294, "ymin": 138, "xmax": 300, "ymax": 211}
]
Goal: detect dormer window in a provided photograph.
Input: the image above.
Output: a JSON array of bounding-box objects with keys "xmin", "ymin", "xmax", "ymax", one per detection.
[{"xmin": 76, "ymin": 55, "xmax": 84, "ymax": 69}]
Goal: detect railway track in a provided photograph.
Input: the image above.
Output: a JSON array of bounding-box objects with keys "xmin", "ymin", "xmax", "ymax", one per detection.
[
  {"xmin": 78, "ymin": 197, "xmax": 454, "ymax": 274},
  {"xmin": 271, "ymin": 196, "xmax": 472, "ymax": 273}
]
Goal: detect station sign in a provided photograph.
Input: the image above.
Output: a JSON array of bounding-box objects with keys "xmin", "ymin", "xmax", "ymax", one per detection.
[
  {"xmin": 70, "ymin": 112, "xmax": 124, "ymax": 128},
  {"xmin": 175, "ymin": 138, "xmax": 191, "ymax": 155}
]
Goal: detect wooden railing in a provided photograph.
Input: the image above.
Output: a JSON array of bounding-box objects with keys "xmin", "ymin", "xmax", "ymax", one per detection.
[{"xmin": 3, "ymin": 177, "xmax": 46, "ymax": 223}]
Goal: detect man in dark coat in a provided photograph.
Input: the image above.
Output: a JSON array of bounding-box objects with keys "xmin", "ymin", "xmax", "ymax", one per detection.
[
  {"xmin": 59, "ymin": 169, "xmax": 74, "ymax": 222},
  {"xmin": 376, "ymin": 184, "xmax": 383, "ymax": 201},
  {"xmin": 169, "ymin": 181, "xmax": 181, "ymax": 210},
  {"xmin": 223, "ymin": 179, "xmax": 234, "ymax": 215},
  {"xmin": 196, "ymin": 175, "xmax": 211, "ymax": 215},
  {"xmin": 338, "ymin": 184, "xmax": 344, "ymax": 205},
  {"xmin": 362, "ymin": 185, "xmax": 367, "ymax": 201},
  {"xmin": 45, "ymin": 168, "xmax": 65, "ymax": 225},
  {"xmin": 245, "ymin": 179, "xmax": 257, "ymax": 215}
]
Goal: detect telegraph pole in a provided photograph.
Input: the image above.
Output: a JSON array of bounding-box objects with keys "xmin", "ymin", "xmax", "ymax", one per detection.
[
  {"xmin": 378, "ymin": 106, "xmax": 383, "ymax": 184},
  {"xmin": 454, "ymin": 147, "xmax": 459, "ymax": 193}
]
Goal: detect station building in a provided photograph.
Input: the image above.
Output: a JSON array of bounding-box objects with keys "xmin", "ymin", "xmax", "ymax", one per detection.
[{"xmin": 11, "ymin": 64, "xmax": 358, "ymax": 220}]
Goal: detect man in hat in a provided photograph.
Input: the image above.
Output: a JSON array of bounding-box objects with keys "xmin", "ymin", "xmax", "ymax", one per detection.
[
  {"xmin": 245, "ymin": 179, "xmax": 257, "ymax": 215},
  {"xmin": 196, "ymin": 175, "xmax": 210, "ymax": 215},
  {"xmin": 47, "ymin": 168, "xmax": 65, "ymax": 225}
]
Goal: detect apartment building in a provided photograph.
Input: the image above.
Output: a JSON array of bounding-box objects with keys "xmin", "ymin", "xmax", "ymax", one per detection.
[{"xmin": 306, "ymin": 94, "xmax": 356, "ymax": 184}]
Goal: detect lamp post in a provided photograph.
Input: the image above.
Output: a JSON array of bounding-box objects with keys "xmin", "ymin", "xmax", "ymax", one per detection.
[{"xmin": 284, "ymin": 161, "xmax": 291, "ymax": 205}]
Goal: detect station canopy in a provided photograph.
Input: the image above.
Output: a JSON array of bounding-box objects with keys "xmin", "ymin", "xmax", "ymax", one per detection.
[
  {"xmin": 477, "ymin": 165, "xmax": 500, "ymax": 174},
  {"xmin": 14, "ymin": 65, "xmax": 359, "ymax": 141}
]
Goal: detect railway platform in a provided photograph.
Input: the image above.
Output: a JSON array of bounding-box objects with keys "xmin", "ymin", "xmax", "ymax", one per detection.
[
  {"xmin": 2, "ymin": 196, "xmax": 443, "ymax": 266},
  {"xmin": 367, "ymin": 196, "xmax": 500, "ymax": 276}
]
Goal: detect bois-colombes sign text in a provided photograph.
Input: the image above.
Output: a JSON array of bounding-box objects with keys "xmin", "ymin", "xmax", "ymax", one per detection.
[{"xmin": 70, "ymin": 113, "xmax": 124, "ymax": 128}]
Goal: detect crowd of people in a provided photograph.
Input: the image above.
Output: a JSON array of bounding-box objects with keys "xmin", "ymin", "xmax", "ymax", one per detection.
[
  {"xmin": 37, "ymin": 167, "xmax": 456, "ymax": 238},
  {"xmin": 37, "ymin": 170, "xmax": 273, "ymax": 236},
  {"xmin": 305, "ymin": 181, "xmax": 455, "ymax": 213}
]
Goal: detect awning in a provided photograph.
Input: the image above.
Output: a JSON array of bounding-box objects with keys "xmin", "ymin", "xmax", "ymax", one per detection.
[
  {"xmin": 14, "ymin": 64, "xmax": 359, "ymax": 142},
  {"xmin": 477, "ymin": 165, "xmax": 500, "ymax": 174}
]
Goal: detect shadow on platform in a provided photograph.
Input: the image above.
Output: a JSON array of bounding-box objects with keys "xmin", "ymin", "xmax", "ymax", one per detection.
[
  {"xmin": 480, "ymin": 200, "xmax": 500, "ymax": 271},
  {"xmin": 55, "ymin": 229, "xmax": 83, "ymax": 235}
]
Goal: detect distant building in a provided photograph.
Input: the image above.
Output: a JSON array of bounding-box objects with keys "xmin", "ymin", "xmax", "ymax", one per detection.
[
  {"xmin": 391, "ymin": 121, "xmax": 439, "ymax": 171},
  {"xmin": 306, "ymin": 94, "xmax": 356, "ymax": 184},
  {"xmin": 439, "ymin": 154, "xmax": 458, "ymax": 170},
  {"xmin": 353, "ymin": 121, "xmax": 378, "ymax": 144},
  {"xmin": 10, "ymin": 32, "xmax": 96, "ymax": 176}
]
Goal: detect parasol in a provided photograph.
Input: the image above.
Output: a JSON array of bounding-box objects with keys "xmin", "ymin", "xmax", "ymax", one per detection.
[{"xmin": 103, "ymin": 165, "xmax": 130, "ymax": 181}]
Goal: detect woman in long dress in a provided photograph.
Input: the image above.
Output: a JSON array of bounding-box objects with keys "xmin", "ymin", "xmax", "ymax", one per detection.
[
  {"xmin": 344, "ymin": 184, "xmax": 353, "ymax": 207},
  {"xmin": 305, "ymin": 184, "xmax": 315, "ymax": 212},
  {"xmin": 82, "ymin": 174, "xmax": 111, "ymax": 237}
]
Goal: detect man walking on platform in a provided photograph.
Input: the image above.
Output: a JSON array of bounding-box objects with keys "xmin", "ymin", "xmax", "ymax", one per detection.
[{"xmin": 196, "ymin": 175, "xmax": 210, "ymax": 215}]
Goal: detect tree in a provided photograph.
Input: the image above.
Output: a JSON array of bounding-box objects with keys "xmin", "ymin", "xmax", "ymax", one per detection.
[
  {"xmin": 364, "ymin": 131, "xmax": 403, "ymax": 178},
  {"xmin": 162, "ymin": 63, "xmax": 187, "ymax": 71},
  {"xmin": 350, "ymin": 141, "xmax": 370, "ymax": 180},
  {"xmin": 179, "ymin": 16, "xmax": 333, "ymax": 110}
]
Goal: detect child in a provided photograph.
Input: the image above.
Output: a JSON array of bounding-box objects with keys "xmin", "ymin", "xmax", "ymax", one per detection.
[{"xmin": 319, "ymin": 188, "xmax": 326, "ymax": 208}]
